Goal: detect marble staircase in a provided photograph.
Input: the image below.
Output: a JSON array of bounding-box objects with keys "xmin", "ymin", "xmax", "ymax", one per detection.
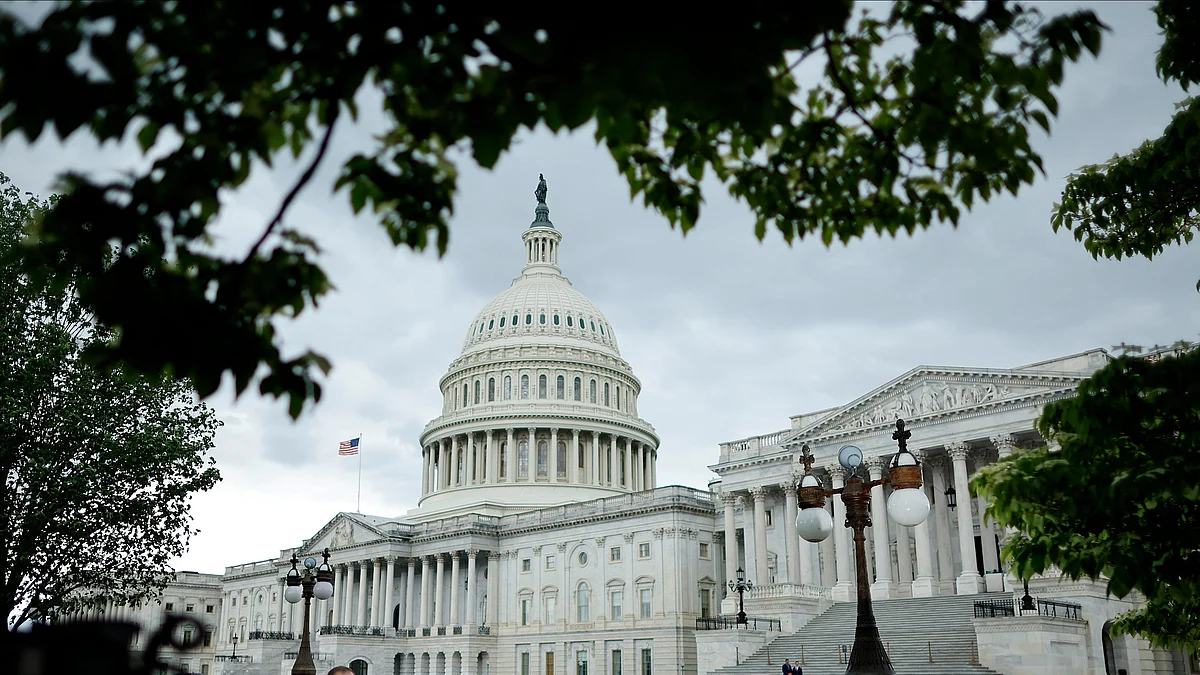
[{"xmin": 709, "ymin": 594, "xmax": 1004, "ymax": 675}]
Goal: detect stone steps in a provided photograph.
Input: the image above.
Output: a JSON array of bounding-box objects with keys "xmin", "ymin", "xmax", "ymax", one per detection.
[{"xmin": 711, "ymin": 594, "xmax": 1004, "ymax": 675}]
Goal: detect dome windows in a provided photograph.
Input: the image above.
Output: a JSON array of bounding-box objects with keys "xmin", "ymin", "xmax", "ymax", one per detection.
[
  {"xmin": 600, "ymin": 324, "xmax": 606, "ymax": 336},
  {"xmin": 500, "ymin": 316, "xmax": 506, "ymax": 328},
  {"xmin": 604, "ymin": 382, "xmax": 610, "ymax": 407},
  {"xmin": 504, "ymin": 376, "xmax": 512, "ymax": 400},
  {"xmin": 539, "ymin": 313, "xmax": 546, "ymax": 325},
  {"xmin": 556, "ymin": 375, "xmax": 565, "ymax": 400},
  {"xmin": 590, "ymin": 320, "xmax": 597, "ymax": 332},
  {"xmin": 526, "ymin": 313, "xmax": 533, "ymax": 325},
  {"xmin": 474, "ymin": 380, "xmax": 481, "ymax": 404},
  {"xmin": 537, "ymin": 440, "xmax": 549, "ymax": 477},
  {"xmin": 573, "ymin": 377, "xmax": 581, "ymax": 401},
  {"xmin": 488, "ymin": 319, "xmax": 494, "ymax": 330},
  {"xmin": 566, "ymin": 316, "xmax": 573, "ymax": 327},
  {"xmin": 512, "ymin": 314, "xmax": 518, "ymax": 326},
  {"xmin": 589, "ymin": 379, "xmax": 597, "ymax": 404},
  {"xmin": 553, "ymin": 314, "xmax": 560, "ymax": 326},
  {"xmin": 521, "ymin": 375, "xmax": 530, "ymax": 399},
  {"xmin": 488, "ymin": 377, "xmax": 495, "ymax": 402},
  {"xmin": 539, "ymin": 375, "xmax": 547, "ymax": 399}
]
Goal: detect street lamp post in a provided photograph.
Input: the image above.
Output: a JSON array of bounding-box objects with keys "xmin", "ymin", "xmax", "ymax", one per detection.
[
  {"xmin": 727, "ymin": 567, "xmax": 754, "ymax": 626},
  {"xmin": 231, "ymin": 634, "xmax": 238, "ymax": 659},
  {"xmin": 284, "ymin": 548, "xmax": 336, "ymax": 675},
  {"xmin": 793, "ymin": 420, "xmax": 932, "ymax": 675}
]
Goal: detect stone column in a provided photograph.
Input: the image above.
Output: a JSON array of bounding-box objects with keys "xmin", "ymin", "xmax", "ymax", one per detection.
[
  {"xmin": 486, "ymin": 430, "xmax": 497, "ymax": 484},
  {"xmin": 896, "ymin": 519, "xmax": 913, "ymax": 585},
  {"xmin": 418, "ymin": 557, "xmax": 432, "ymax": 628},
  {"xmin": 867, "ymin": 458, "xmax": 894, "ymax": 599},
  {"xmin": 331, "ymin": 566, "xmax": 344, "ymax": 625},
  {"xmin": 342, "ymin": 564, "xmax": 355, "ymax": 626},
  {"xmin": 929, "ymin": 455, "xmax": 956, "ymax": 588},
  {"xmin": 828, "ymin": 466, "xmax": 853, "ymax": 601},
  {"xmin": 622, "ymin": 438, "xmax": 632, "ymax": 489},
  {"xmin": 435, "ymin": 553, "xmax": 447, "ymax": 627},
  {"xmin": 465, "ymin": 549, "xmax": 478, "ymax": 626},
  {"xmin": 721, "ymin": 492, "xmax": 739, "ymax": 594},
  {"xmin": 948, "ymin": 442, "xmax": 984, "ymax": 594},
  {"xmin": 451, "ymin": 435, "xmax": 461, "ymax": 486},
  {"xmin": 609, "ymin": 436, "xmax": 618, "ymax": 486},
  {"xmin": 485, "ymin": 552, "xmax": 498, "ymax": 626},
  {"xmin": 527, "ymin": 427, "xmax": 536, "ymax": 479},
  {"xmin": 449, "ymin": 552, "xmax": 462, "ymax": 627},
  {"xmin": 992, "ymin": 434, "xmax": 1015, "ymax": 460},
  {"xmin": 569, "ymin": 430, "xmax": 580, "ymax": 484},
  {"xmin": 550, "ymin": 428, "xmax": 559, "ymax": 481},
  {"xmin": 748, "ymin": 487, "xmax": 770, "ymax": 583},
  {"xmin": 405, "ymin": 558, "xmax": 418, "ymax": 628},
  {"xmin": 910, "ymin": 451, "xmax": 938, "ymax": 597},
  {"xmin": 781, "ymin": 480, "xmax": 802, "ymax": 585},
  {"xmin": 420, "ymin": 447, "xmax": 428, "ymax": 495},
  {"xmin": 369, "ymin": 558, "xmax": 383, "ymax": 627},
  {"xmin": 591, "ymin": 431, "xmax": 601, "ymax": 486},
  {"xmin": 355, "ymin": 562, "xmax": 369, "ymax": 626},
  {"xmin": 384, "ymin": 557, "xmax": 396, "ymax": 630},
  {"xmin": 650, "ymin": 448, "xmax": 657, "ymax": 488},
  {"xmin": 440, "ymin": 439, "xmax": 450, "ymax": 489},
  {"xmin": 506, "ymin": 428, "xmax": 516, "ymax": 482}
]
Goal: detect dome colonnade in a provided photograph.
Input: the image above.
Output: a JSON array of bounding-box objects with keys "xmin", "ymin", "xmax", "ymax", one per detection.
[{"xmin": 418, "ymin": 174, "xmax": 659, "ymax": 511}]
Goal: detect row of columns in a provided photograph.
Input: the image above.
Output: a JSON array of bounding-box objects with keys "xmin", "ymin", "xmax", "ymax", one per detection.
[
  {"xmin": 722, "ymin": 434, "xmax": 1015, "ymax": 599},
  {"xmin": 421, "ymin": 428, "xmax": 656, "ymax": 496}
]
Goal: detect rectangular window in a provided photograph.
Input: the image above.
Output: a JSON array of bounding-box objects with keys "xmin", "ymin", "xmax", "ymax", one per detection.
[
  {"xmin": 610, "ymin": 547, "xmax": 621, "ymax": 562},
  {"xmin": 641, "ymin": 648, "xmax": 652, "ymax": 675},
  {"xmin": 574, "ymin": 378, "xmax": 581, "ymax": 401},
  {"xmin": 640, "ymin": 589, "xmax": 652, "ymax": 618},
  {"xmin": 577, "ymin": 587, "xmax": 590, "ymax": 622},
  {"xmin": 604, "ymin": 383, "xmax": 610, "ymax": 406},
  {"xmin": 557, "ymin": 375, "xmax": 565, "ymax": 400},
  {"xmin": 700, "ymin": 589, "xmax": 711, "ymax": 619},
  {"xmin": 610, "ymin": 590, "xmax": 622, "ymax": 619},
  {"xmin": 185, "ymin": 604, "xmax": 194, "ymax": 612},
  {"xmin": 612, "ymin": 651, "xmax": 622, "ymax": 675},
  {"xmin": 206, "ymin": 604, "xmax": 214, "ymax": 614},
  {"xmin": 521, "ymin": 599, "xmax": 531, "ymax": 625},
  {"xmin": 765, "ymin": 509, "xmax": 774, "ymax": 527},
  {"xmin": 545, "ymin": 596, "xmax": 557, "ymax": 623},
  {"xmin": 182, "ymin": 628, "xmax": 193, "ymax": 644},
  {"xmin": 546, "ymin": 555, "xmax": 556, "ymax": 570},
  {"xmin": 522, "ymin": 558, "xmax": 532, "ymax": 573},
  {"xmin": 202, "ymin": 666, "xmax": 210, "ymax": 675},
  {"xmin": 180, "ymin": 664, "xmax": 190, "ymax": 675},
  {"xmin": 203, "ymin": 630, "xmax": 213, "ymax": 646},
  {"xmin": 576, "ymin": 650, "xmax": 589, "ymax": 675},
  {"xmin": 522, "ymin": 653, "xmax": 530, "ymax": 675},
  {"xmin": 539, "ymin": 375, "xmax": 547, "ymax": 399},
  {"xmin": 165, "ymin": 603, "xmax": 175, "ymax": 611},
  {"xmin": 699, "ymin": 543, "xmax": 709, "ymax": 559},
  {"xmin": 546, "ymin": 651, "xmax": 555, "ymax": 675},
  {"xmin": 638, "ymin": 543, "xmax": 650, "ymax": 559},
  {"xmin": 521, "ymin": 375, "xmax": 529, "ymax": 399}
]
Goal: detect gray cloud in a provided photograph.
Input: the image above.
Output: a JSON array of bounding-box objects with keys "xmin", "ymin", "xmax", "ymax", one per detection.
[{"xmin": 1, "ymin": 1, "xmax": 1194, "ymax": 572}]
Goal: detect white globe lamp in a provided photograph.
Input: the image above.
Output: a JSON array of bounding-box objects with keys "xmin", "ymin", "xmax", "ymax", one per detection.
[
  {"xmin": 284, "ymin": 585, "xmax": 303, "ymax": 604},
  {"xmin": 313, "ymin": 580, "xmax": 334, "ymax": 600},
  {"xmin": 795, "ymin": 506, "xmax": 833, "ymax": 542}
]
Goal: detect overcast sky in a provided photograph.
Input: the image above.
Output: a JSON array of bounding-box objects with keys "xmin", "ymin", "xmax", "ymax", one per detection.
[{"xmin": 1, "ymin": 2, "xmax": 1195, "ymax": 574}]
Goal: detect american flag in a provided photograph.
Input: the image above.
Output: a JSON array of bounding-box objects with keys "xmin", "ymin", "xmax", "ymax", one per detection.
[{"xmin": 338, "ymin": 437, "xmax": 360, "ymax": 456}]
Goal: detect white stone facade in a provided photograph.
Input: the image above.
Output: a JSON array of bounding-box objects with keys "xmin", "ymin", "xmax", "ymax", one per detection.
[{"xmin": 69, "ymin": 185, "xmax": 1196, "ymax": 675}]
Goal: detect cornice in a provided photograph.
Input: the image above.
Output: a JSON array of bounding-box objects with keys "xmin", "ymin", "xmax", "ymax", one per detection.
[{"xmin": 421, "ymin": 408, "xmax": 660, "ymax": 446}]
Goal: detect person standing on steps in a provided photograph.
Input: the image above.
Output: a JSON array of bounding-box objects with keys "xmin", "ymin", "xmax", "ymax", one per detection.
[{"xmin": 781, "ymin": 658, "xmax": 792, "ymax": 675}]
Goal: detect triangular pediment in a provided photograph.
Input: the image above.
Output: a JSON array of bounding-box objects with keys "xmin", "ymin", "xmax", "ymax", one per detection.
[
  {"xmin": 786, "ymin": 366, "xmax": 1087, "ymax": 443},
  {"xmin": 300, "ymin": 512, "xmax": 391, "ymax": 555}
]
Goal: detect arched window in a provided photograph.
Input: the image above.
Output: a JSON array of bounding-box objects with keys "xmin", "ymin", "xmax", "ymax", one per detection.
[
  {"xmin": 350, "ymin": 659, "xmax": 369, "ymax": 675},
  {"xmin": 255, "ymin": 615, "xmax": 263, "ymax": 631},
  {"xmin": 518, "ymin": 441, "xmax": 529, "ymax": 478},
  {"xmin": 500, "ymin": 442, "xmax": 508, "ymax": 477},
  {"xmin": 453, "ymin": 386, "xmax": 458, "ymax": 410},
  {"xmin": 577, "ymin": 583, "xmax": 590, "ymax": 622},
  {"xmin": 463, "ymin": 384, "xmax": 468, "ymax": 408},
  {"xmin": 504, "ymin": 376, "xmax": 512, "ymax": 400},
  {"xmin": 557, "ymin": 442, "xmax": 567, "ymax": 477},
  {"xmin": 488, "ymin": 378, "xmax": 495, "ymax": 402},
  {"xmin": 556, "ymin": 375, "xmax": 565, "ymax": 399},
  {"xmin": 615, "ymin": 385, "xmax": 621, "ymax": 410},
  {"xmin": 538, "ymin": 375, "xmax": 547, "ymax": 399},
  {"xmin": 567, "ymin": 316, "xmax": 573, "ymax": 327},
  {"xmin": 604, "ymin": 383, "xmax": 610, "ymax": 407},
  {"xmin": 474, "ymin": 380, "xmax": 481, "ymax": 404},
  {"xmin": 573, "ymin": 377, "xmax": 581, "ymax": 401},
  {"xmin": 521, "ymin": 375, "xmax": 529, "ymax": 399},
  {"xmin": 539, "ymin": 313, "xmax": 546, "ymax": 325},
  {"xmin": 589, "ymin": 380, "xmax": 597, "ymax": 404},
  {"xmin": 537, "ymin": 441, "xmax": 549, "ymax": 477}
]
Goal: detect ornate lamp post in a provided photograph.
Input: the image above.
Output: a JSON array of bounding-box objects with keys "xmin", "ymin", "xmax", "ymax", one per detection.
[
  {"xmin": 727, "ymin": 567, "xmax": 754, "ymax": 626},
  {"xmin": 231, "ymin": 634, "xmax": 238, "ymax": 659},
  {"xmin": 793, "ymin": 420, "xmax": 931, "ymax": 675},
  {"xmin": 284, "ymin": 548, "xmax": 335, "ymax": 675}
]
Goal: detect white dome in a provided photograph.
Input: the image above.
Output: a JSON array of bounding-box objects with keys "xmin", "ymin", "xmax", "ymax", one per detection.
[{"xmin": 461, "ymin": 274, "xmax": 620, "ymax": 356}]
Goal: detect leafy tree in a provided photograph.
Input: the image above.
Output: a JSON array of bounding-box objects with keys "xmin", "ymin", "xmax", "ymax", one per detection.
[
  {"xmin": 974, "ymin": 345, "xmax": 1200, "ymax": 652},
  {"xmin": 0, "ymin": 172, "xmax": 221, "ymax": 629},
  {"xmin": 0, "ymin": 2, "xmax": 1105, "ymax": 416},
  {"xmin": 1052, "ymin": 0, "xmax": 1199, "ymax": 284}
]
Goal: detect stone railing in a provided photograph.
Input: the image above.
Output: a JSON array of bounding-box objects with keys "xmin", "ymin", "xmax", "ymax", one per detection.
[
  {"xmin": 248, "ymin": 631, "xmax": 294, "ymax": 641},
  {"xmin": 747, "ymin": 583, "xmax": 832, "ymax": 600},
  {"xmin": 719, "ymin": 429, "xmax": 791, "ymax": 457},
  {"xmin": 319, "ymin": 625, "xmax": 385, "ymax": 637},
  {"xmin": 696, "ymin": 616, "xmax": 781, "ymax": 631},
  {"xmin": 224, "ymin": 558, "xmax": 278, "ymax": 577}
]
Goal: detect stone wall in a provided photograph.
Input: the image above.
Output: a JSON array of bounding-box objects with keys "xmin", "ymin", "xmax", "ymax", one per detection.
[
  {"xmin": 696, "ymin": 629, "xmax": 774, "ymax": 675},
  {"xmin": 974, "ymin": 616, "xmax": 1089, "ymax": 675}
]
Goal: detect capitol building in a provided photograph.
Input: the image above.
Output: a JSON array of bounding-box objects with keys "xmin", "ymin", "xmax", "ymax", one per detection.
[{"xmin": 74, "ymin": 180, "xmax": 1196, "ymax": 675}]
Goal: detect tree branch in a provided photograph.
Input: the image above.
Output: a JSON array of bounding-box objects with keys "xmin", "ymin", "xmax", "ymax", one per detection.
[{"xmin": 243, "ymin": 110, "xmax": 340, "ymax": 264}]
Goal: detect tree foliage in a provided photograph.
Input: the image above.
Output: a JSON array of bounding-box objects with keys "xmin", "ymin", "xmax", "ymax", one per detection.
[
  {"xmin": 1052, "ymin": 0, "xmax": 1199, "ymax": 286},
  {"xmin": 973, "ymin": 347, "xmax": 1200, "ymax": 652},
  {"xmin": 0, "ymin": 2, "xmax": 1105, "ymax": 416},
  {"xmin": 0, "ymin": 173, "xmax": 221, "ymax": 629}
]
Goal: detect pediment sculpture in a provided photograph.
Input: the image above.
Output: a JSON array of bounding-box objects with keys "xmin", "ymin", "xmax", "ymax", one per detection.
[
  {"xmin": 331, "ymin": 519, "xmax": 355, "ymax": 548},
  {"xmin": 830, "ymin": 381, "xmax": 1018, "ymax": 432}
]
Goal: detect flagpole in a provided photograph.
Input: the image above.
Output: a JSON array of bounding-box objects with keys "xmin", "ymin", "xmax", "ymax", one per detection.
[{"xmin": 357, "ymin": 432, "xmax": 363, "ymax": 513}]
